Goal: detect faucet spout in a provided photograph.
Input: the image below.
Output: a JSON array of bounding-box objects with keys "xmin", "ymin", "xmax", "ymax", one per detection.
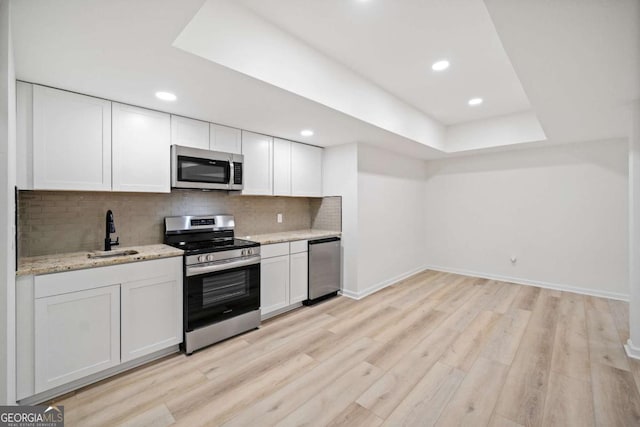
[{"xmin": 104, "ymin": 210, "xmax": 119, "ymax": 251}]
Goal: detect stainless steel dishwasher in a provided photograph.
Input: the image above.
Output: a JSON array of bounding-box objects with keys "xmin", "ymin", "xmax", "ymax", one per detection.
[{"xmin": 304, "ymin": 237, "xmax": 341, "ymax": 305}]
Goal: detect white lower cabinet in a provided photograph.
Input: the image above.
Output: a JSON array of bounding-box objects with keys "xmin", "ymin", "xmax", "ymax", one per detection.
[
  {"xmin": 120, "ymin": 275, "xmax": 182, "ymax": 363},
  {"xmin": 261, "ymin": 241, "xmax": 308, "ymax": 319},
  {"xmin": 17, "ymin": 257, "xmax": 182, "ymax": 401},
  {"xmin": 260, "ymin": 255, "xmax": 290, "ymax": 315},
  {"xmin": 289, "ymin": 251, "xmax": 309, "ymax": 304},
  {"xmin": 34, "ymin": 285, "xmax": 120, "ymax": 393}
]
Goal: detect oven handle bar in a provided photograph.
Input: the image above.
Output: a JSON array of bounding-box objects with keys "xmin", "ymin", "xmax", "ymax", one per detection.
[{"xmin": 186, "ymin": 255, "xmax": 260, "ymax": 277}]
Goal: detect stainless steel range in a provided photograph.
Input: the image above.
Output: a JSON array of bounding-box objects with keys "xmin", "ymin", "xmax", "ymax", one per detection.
[{"xmin": 164, "ymin": 214, "xmax": 260, "ymax": 355}]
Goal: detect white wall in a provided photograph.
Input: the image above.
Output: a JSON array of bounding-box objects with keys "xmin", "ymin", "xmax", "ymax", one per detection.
[
  {"xmin": 0, "ymin": 0, "xmax": 16, "ymax": 404},
  {"xmin": 424, "ymin": 139, "xmax": 629, "ymax": 299},
  {"xmin": 357, "ymin": 144, "xmax": 426, "ymax": 296},
  {"xmin": 323, "ymin": 143, "xmax": 359, "ymax": 297}
]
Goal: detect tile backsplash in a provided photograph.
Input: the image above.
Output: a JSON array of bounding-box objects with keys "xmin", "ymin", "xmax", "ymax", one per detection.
[{"xmin": 19, "ymin": 191, "xmax": 342, "ymax": 257}]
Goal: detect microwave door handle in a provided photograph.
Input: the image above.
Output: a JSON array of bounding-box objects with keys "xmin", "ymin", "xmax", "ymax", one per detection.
[
  {"xmin": 186, "ymin": 255, "xmax": 260, "ymax": 277},
  {"xmin": 229, "ymin": 160, "xmax": 234, "ymax": 187}
]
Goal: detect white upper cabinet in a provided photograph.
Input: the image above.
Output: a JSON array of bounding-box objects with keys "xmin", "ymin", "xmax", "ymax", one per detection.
[
  {"xmin": 241, "ymin": 130, "xmax": 273, "ymax": 195},
  {"xmin": 291, "ymin": 143, "xmax": 323, "ymax": 197},
  {"xmin": 211, "ymin": 123, "xmax": 242, "ymax": 154},
  {"xmin": 171, "ymin": 115, "xmax": 209, "ymax": 150},
  {"xmin": 112, "ymin": 103, "xmax": 171, "ymax": 193},
  {"xmin": 273, "ymin": 138, "xmax": 292, "ymax": 196},
  {"xmin": 28, "ymin": 84, "xmax": 112, "ymax": 191}
]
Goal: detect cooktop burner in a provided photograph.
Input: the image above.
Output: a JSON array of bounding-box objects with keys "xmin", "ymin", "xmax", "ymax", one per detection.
[{"xmin": 171, "ymin": 238, "xmax": 259, "ymax": 254}]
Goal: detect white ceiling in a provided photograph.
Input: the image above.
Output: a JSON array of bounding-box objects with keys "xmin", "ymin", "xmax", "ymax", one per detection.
[
  {"xmin": 239, "ymin": 0, "xmax": 532, "ymax": 125},
  {"xmin": 9, "ymin": 0, "xmax": 640, "ymax": 158}
]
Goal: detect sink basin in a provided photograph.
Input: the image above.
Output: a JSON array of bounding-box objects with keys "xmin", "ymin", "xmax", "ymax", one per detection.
[{"xmin": 87, "ymin": 249, "xmax": 139, "ymax": 259}]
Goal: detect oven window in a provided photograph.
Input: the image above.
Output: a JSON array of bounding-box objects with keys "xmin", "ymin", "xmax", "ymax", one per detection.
[
  {"xmin": 178, "ymin": 156, "xmax": 230, "ymax": 184},
  {"xmin": 202, "ymin": 270, "xmax": 249, "ymax": 307},
  {"xmin": 186, "ymin": 262, "xmax": 260, "ymax": 331}
]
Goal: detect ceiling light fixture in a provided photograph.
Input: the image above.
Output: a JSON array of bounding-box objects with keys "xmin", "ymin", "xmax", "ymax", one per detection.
[
  {"xmin": 431, "ymin": 60, "xmax": 450, "ymax": 71},
  {"xmin": 468, "ymin": 97, "xmax": 483, "ymax": 106},
  {"xmin": 300, "ymin": 129, "xmax": 314, "ymax": 137},
  {"xmin": 155, "ymin": 91, "xmax": 177, "ymax": 101}
]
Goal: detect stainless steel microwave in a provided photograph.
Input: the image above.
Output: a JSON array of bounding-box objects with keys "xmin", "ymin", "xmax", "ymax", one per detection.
[{"xmin": 171, "ymin": 145, "xmax": 243, "ymax": 191}]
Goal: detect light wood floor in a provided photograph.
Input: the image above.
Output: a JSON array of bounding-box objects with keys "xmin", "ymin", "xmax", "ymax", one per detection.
[{"xmin": 51, "ymin": 270, "xmax": 640, "ymax": 426}]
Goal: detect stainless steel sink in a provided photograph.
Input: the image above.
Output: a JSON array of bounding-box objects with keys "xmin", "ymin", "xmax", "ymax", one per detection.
[{"xmin": 87, "ymin": 249, "xmax": 139, "ymax": 259}]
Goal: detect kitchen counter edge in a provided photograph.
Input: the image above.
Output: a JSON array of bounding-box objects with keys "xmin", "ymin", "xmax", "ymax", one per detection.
[
  {"xmin": 240, "ymin": 229, "xmax": 341, "ymax": 245},
  {"xmin": 16, "ymin": 244, "xmax": 184, "ymax": 276}
]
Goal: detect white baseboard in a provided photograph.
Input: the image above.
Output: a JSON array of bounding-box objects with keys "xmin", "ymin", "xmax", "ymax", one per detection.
[
  {"xmin": 425, "ymin": 264, "xmax": 630, "ymax": 301},
  {"xmin": 340, "ymin": 266, "xmax": 426, "ymax": 300},
  {"xmin": 625, "ymin": 339, "xmax": 640, "ymax": 360}
]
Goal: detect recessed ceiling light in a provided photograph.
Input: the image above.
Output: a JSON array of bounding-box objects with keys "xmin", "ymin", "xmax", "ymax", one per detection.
[
  {"xmin": 431, "ymin": 60, "xmax": 450, "ymax": 71},
  {"xmin": 468, "ymin": 97, "xmax": 483, "ymax": 106},
  {"xmin": 300, "ymin": 129, "xmax": 314, "ymax": 137},
  {"xmin": 155, "ymin": 91, "xmax": 177, "ymax": 101}
]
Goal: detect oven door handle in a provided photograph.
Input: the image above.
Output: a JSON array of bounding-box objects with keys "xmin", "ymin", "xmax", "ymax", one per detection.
[{"xmin": 186, "ymin": 255, "xmax": 260, "ymax": 277}]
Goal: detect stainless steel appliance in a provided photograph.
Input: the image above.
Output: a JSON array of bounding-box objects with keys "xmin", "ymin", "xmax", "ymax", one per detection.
[
  {"xmin": 305, "ymin": 237, "xmax": 341, "ymax": 305},
  {"xmin": 164, "ymin": 214, "xmax": 260, "ymax": 354},
  {"xmin": 171, "ymin": 145, "xmax": 243, "ymax": 191}
]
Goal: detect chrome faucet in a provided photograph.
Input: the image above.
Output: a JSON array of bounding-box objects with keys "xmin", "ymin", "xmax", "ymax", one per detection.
[{"xmin": 104, "ymin": 210, "xmax": 119, "ymax": 251}]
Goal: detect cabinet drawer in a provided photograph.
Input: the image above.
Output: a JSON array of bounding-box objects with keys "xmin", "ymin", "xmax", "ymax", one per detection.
[
  {"xmin": 261, "ymin": 242, "xmax": 290, "ymax": 259},
  {"xmin": 290, "ymin": 240, "xmax": 308, "ymax": 254}
]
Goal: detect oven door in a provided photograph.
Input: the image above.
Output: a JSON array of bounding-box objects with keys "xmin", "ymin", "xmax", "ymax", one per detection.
[
  {"xmin": 185, "ymin": 256, "xmax": 260, "ymax": 331},
  {"xmin": 171, "ymin": 145, "xmax": 232, "ymax": 190}
]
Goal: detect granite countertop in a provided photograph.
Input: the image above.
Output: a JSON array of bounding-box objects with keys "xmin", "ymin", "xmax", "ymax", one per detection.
[
  {"xmin": 16, "ymin": 244, "xmax": 184, "ymax": 276},
  {"xmin": 240, "ymin": 229, "xmax": 341, "ymax": 245}
]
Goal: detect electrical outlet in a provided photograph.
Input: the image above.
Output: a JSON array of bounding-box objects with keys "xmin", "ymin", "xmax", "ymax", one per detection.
[{"xmin": 277, "ymin": 213, "xmax": 283, "ymax": 223}]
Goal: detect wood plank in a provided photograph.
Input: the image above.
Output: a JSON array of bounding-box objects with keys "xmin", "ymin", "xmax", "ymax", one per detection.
[
  {"xmin": 221, "ymin": 337, "xmax": 381, "ymax": 427},
  {"xmin": 326, "ymin": 403, "xmax": 383, "ymax": 427},
  {"xmin": 357, "ymin": 325, "xmax": 460, "ymax": 419},
  {"xmin": 439, "ymin": 310, "xmax": 501, "ymax": 371},
  {"xmin": 171, "ymin": 353, "xmax": 316, "ymax": 426},
  {"xmin": 586, "ymin": 307, "xmax": 630, "ymax": 371},
  {"xmin": 494, "ymin": 294, "xmax": 559, "ymax": 426},
  {"xmin": 510, "ymin": 285, "xmax": 541, "ymax": 311},
  {"xmin": 585, "ymin": 295, "xmax": 612, "ymax": 313},
  {"xmin": 277, "ymin": 362, "xmax": 384, "ymax": 426},
  {"xmin": 608, "ymin": 299, "xmax": 630, "ymax": 343},
  {"xmin": 118, "ymin": 403, "xmax": 175, "ymax": 427},
  {"xmin": 550, "ymin": 294, "xmax": 590, "ymax": 382},
  {"xmin": 591, "ymin": 363, "xmax": 640, "ymax": 426},
  {"xmin": 541, "ymin": 373, "xmax": 594, "ymax": 427},
  {"xmin": 436, "ymin": 357, "xmax": 509, "ymax": 426},
  {"xmin": 480, "ymin": 308, "xmax": 531, "ymax": 366},
  {"xmin": 381, "ymin": 362, "xmax": 465, "ymax": 427},
  {"xmin": 488, "ymin": 414, "xmax": 524, "ymax": 427}
]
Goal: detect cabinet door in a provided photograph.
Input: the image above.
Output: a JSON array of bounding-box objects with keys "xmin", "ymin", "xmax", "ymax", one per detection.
[
  {"xmin": 112, "ymin": 103, "xmax": 171, "ymax": 193},
  {"xmin": 260, "ymin": 255, "xmax": 290, "ymax": 316},
  {"xmin": 290, "ymin": 251, "xmax": 309, "ymax": 304},
  {"xmin": 121, "ymin": 274, "xmax": 182, "ymax": 362},
  {"xmin": 32, "ymin": 85, "xmax": 112, "ymax": 191},
  {"xmin": 34, "ymin": 285, "xmax": 120, "ymax": 393},
  {"xmin": 211, "ymin": 123, "xmax": 241, "ymax": 154},
  {"xmin": 273, "ymin": 138, "xmax": 292, "ymax": 196},
  {"xmin": 171, "ymin": 115, "xmax": 209, "ymax": 150},
  {"xmin": 291, "ymin": 143, "xmax": 322, "ymax": 197},
  {"xmin": 241, "ymin": 131, "xmax": 273, "ymax": 195}
]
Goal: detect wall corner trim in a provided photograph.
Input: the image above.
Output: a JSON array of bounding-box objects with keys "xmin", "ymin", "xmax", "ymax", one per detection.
[
  {"xmin": 341, "ymin": 266, "xmax": 426, "ymax": 300},
  {"xmin": 625, "ymin": 340, "xmax": 640, "ymax": 360}
]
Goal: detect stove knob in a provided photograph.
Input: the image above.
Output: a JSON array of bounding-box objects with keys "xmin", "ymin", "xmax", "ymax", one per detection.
[
  {"xmin": 206, "ymin": 254, "xmax": 215, "ymax": 262},
  {"xmin": 198, "ymin": 255, "xmax": 206, "ymax": 263},
  {"xmin": 241, "ymin": 249, "xmax": 247, "ymax": 256},
  {"xmin": 247, "ymin": 248, "xmax": 253, "ymax": 255}
]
